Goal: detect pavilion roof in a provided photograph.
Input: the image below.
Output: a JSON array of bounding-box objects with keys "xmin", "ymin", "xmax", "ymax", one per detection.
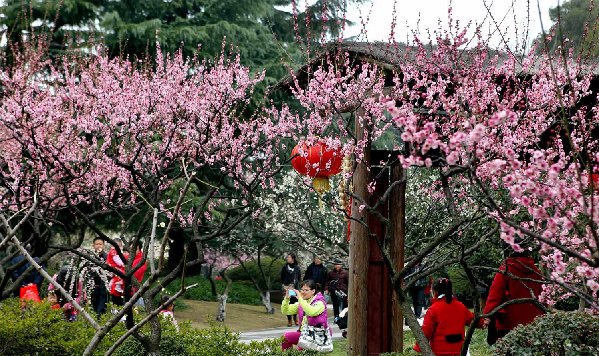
[{"xmin": 273, "ymin": 41, "xmax": 599, "ymax": 94}]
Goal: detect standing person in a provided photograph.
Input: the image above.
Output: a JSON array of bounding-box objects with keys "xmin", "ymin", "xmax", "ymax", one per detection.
[
  {"xmin": 131, "ymin": 243, "xmax": 148, "ymax": 308},
  {"xmin": 406, "ymin": 262, "xmax": 428, "ymax": 318},
  {"xmin": 281, "ymin": 253, "xmax": 301, "ymax": 327},
  {"xmin": 280, "ymin": 279, "xmax": 330, "ymax": 351},
  {"xmin": 324, "ymin": 259, "xmax": 348, "ymax": 319},
  {"xmin": 423, "ymin": 276, "xmax": 433, "ymax": 308},
  {"xmin": 303, "ymin": 255, "xmax": 327, "ymax": 287},
  {"xmin": 108, "ymin": 241, "xmax": 147, "ymax": 307},
  {"xmin": 9, "ymin": 244, "xmax": 44, "ymax": 297},
  {"xmin": 414, "ymin": 278, "xmax": 484, "ymax": 355},
  {"xmin": 483, "ymin": 249, "xmax": 545, "ymax": 344},
  {"xmin": 90, "ymin": 237, "xmax": 108, "ymax": 315},
  {"xmin": 107, "ymin": 238, "xmax": 127, "ymax": 306}
]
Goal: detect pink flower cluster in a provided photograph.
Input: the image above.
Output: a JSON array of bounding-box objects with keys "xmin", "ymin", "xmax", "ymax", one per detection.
[
  {"xmin": 381, "ymin": 29, "xmax": 598, "ymax": 298},
  {"xmin": 0, "ymin": 43, "xmax": 296, "ymax": 226}
]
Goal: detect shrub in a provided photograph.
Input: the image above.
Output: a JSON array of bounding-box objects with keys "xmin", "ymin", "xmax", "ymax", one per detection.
[
  {"xmin": 0, "ymin": 298, "xmax": 123, "ymax": 355},
  {"xmin": 227, "ymin": 257, "xmax": 285, "ymax": 289},
  {"xmin": 495, "ymin": 311, "xmax": 599, "ymax": 355},
  {"xmin": 164, "ymin": 274, "xmax": 262, "ymax": 305},
  {"xmin": 554, "ymin": 295, "xmax": 580, "ymax": 311},
  {"xmin": 0, "ymin": 298, "xmax": 313, "ymax": 355},
  {"xmin": 113, "ymin": 323, "xmax": 319, "ymax": 356}
]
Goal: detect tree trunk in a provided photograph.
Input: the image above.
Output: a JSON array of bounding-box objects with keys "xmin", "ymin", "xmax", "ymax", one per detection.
[
  {"xmin": 216, "ymin": 293, "xmax": 228, "ymax": 322},
  {"xmin": 261, "ymin": 291, "xmax": 275, "ymax": 314},
  {"xmin": 216, "ymin": 271, "xmax": 232, "ymax": 322},
  {"xmin": 167, "ymin": 228, "xmax": 185, "ymax": 274}
]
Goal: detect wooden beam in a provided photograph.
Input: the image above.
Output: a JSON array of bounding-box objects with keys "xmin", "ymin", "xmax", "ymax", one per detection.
[
  {"xmin": 390, "ymin": 163, "xmax": 406, "ymax": 351},
  {"xmin": 348, "ymin": 115, "xmax": 371, "ymax": 355}
]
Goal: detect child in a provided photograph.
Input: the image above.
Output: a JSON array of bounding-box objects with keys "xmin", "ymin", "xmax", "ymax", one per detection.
[
  {"xmin": 414, "ymin": 278, "xmax": 483, "ymax": 355},
  {"xmin": 47, "ymin": 291, "xmax": 61, "ymax": 310},
  {"xmin": 159, "ymin": 295, "xmax": 179, "ymax": 331}
]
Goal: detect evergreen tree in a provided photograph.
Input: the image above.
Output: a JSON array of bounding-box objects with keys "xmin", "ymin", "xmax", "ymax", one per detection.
[
  {"xmin": 0, "ymin": 0, "xmax": 105, "ymax": 62},
  {"xmin": 538, "ymin": 0, "xmax": 599, "ymax": 57},
  {"xmin": 2, "ymin": 0, "xmax": 364, "ymax": 72}
]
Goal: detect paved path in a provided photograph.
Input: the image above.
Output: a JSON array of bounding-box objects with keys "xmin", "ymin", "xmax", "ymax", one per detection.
[
  {"xmin": 239, "ymin": 317, "xmax": 344, "ymax": 343},
  {"xmin": 239, "ymin": 307, "xmax": 425, "ymax": 343}
]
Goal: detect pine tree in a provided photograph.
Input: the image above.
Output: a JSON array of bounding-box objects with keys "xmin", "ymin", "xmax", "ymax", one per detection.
[{"xmin": 538, "ymin": 0, "xmax": 599, "ymax": 57}]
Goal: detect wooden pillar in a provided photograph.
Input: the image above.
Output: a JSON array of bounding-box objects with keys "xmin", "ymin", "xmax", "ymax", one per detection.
[
  {"xmin": 390, "ymin": 164, "xmax": 405, "ymax": 351},
  {"xmin": 348, "ymin": 119, "xmax": 371, "ymax": 356},
  {"xmin": 366, "ymin": 158, "xmax": 392, "ymax": 354}
]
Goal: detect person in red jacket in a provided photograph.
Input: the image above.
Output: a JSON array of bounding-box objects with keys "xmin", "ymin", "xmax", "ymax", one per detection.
[
  {"xmin": 483, "ymin": 250, "xmax": 545, "ymax": 343},
  {"xmin": 414, "ymin": 278, "xmax": 483, "ymax": 355},
  {"xmin": 131, "ymin": 246, "xmax": 148, "ymax": 293},
  {"xmin": 107, "ymin": 238, "xmax": 128, "ymax": 306},
  {"xmin": 108, "ymin": 240, "xmax": 147, "ymax": 306}
]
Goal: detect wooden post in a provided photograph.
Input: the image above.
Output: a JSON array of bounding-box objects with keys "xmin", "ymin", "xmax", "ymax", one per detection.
[
  {"xmin": 390, "ymin": 163, "xmax": 405, "ymax": 351},
  {"xmin": 348, "ymin": 118, "xmax": 371, "ymax": 356}
]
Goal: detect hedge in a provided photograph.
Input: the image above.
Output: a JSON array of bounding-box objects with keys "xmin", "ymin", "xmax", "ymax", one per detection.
[
  {"xmin": 495, "ymin": 311, "xmax": 599, "ymax": 355},
  {"xmin": 0, "ymin": 298, "xmax": 316, "ymax": 355}
]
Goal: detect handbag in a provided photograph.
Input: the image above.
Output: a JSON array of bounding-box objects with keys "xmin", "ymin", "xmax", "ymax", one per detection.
[
  {"xmin": 20, "ymin": 283, "xmax": 41, "ymax": 302},
  {"xmin": 486, "ymin": 314, "xmax": 499, "ymax": 345},
  {"xmin": 297, "ymin": 324, "xmax": 333, "ymax": 353}
]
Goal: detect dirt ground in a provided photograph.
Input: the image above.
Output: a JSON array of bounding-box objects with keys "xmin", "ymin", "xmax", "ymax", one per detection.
[{"xmin": 175, "ymin": 299, "xmax": 286, "ymax": 332}]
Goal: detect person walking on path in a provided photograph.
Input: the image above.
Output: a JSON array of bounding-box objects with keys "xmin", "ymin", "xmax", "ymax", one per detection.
[
  {"xmin": 281, "ymin": 253, "xmax": 301, "ymax": 326},
  {"xmin": 324, "ymin": 259, "xmax": 348, "ymax": 319},
  {"xmin": 483, "ymin": 249, "xmax": 545, "ymax": 344},
  {"xmin": 280, "ymin": 279, "xmax": 330, "ymax": 351},
  {"xmin": 406, "ymin": 262, "xmax": 429, "ymax": 318},
  {"xmin": 423, "ymin": 276, "xmax": 433, "ymax": 308},
  {"xmin": 303, "ymin": 255, "xmax": 327, "ymax": 287},
  {"xmin": 414, "ymin": 278, "xmax": 484, "ymax": 355}
]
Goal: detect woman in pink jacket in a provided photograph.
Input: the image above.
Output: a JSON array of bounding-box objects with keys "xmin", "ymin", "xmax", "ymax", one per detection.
[{"xmin": 280, "ymin": 279, "xmax": 330, "ymax": 350}]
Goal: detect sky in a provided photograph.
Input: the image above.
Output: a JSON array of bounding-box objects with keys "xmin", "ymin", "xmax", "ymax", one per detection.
[{"xmin": 342, "ymin": 0, "xmax": 557, "ymax": 50}]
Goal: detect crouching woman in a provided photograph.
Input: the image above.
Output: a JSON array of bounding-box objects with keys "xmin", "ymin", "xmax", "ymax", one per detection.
[
  {"xmin": 414, "ymin": 278, "xmax": 484, "ymax": 356},
  {"xmin": 281, "ymin": 279, "xmax": 330, "ymax": 350}
]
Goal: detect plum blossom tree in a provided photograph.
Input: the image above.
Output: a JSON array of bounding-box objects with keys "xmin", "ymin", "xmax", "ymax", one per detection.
[
  {"xmin": 275, "ymin": 9, "xmax": 598, "ymax": 354},
  {"xmin": 1, "ymin": 4, "xmax": 597, "ymax": 356},
  {"xmin": 212, "ymin": 172, "xmax": 346, "ymax": 314},
  {"xmin": 384, "ymin": 27, "xmax": 598, "ymax": 305},
  {"xmin": 0, "ymin": 37, "xmax": 298, "ymax": 355},
  {"xmin": 255, "ymin": 171, "xmax": 346, "ymax": 255},
  {"xmin": 201, "ymin": 248, "xmax": 250, "ymax": 322}
]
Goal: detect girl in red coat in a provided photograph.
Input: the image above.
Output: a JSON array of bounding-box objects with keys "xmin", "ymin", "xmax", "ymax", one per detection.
[{"xmin": 414, "ymin": 278, "xmax": 481, "ymax": 355}]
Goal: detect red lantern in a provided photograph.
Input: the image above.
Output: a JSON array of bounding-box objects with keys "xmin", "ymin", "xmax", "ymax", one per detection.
[{"xmin": 291, "ymin": 141, "xmax": 343, "ymax": 194}]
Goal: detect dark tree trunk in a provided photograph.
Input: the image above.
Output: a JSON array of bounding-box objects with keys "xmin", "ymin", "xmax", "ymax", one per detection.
[{"xmin": 167, "ymin": 228, "xmax": 185, "ymax": 274}]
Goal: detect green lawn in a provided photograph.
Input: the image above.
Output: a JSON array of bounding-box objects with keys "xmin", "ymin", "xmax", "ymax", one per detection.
[{"xmin": 331, "ymin": 329, "xmax": 494, "ymax": 356}]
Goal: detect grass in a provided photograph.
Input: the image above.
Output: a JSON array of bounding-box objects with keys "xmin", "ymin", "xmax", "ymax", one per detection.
[
  {"xmin": 164, "ymin": 274, "xmax": 264, "ymax": 305},
  {"xmin": 174, "ymin": 299, "xmax": 286, "ymax": 332},
  {"xmin": 330, "ymin": 329, "xmax": 494, "ymax": 356},
  {"xmin": 172, "ymin": 292, "xmax": 495, "ymax": 355}
]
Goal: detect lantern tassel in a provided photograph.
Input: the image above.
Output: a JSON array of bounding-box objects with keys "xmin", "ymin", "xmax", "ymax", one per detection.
[
  {"xmin": 313, "ymin": 177, "xmax": 330, "ymax": 195},
  {"xmin": 313, "ymin": 177, "xmax": 330, "ymax": 211}
]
